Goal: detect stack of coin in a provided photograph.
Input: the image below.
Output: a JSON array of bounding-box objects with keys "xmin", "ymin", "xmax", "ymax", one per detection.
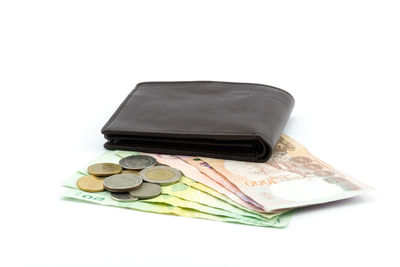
[{"xmin": 76, "ymin": 155, "xmax": 182, "ymax": 202}]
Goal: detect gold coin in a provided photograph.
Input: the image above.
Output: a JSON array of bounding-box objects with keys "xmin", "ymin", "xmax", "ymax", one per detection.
[
  {"xmin": 87, "ymin": 163, "xmax": 122, "ymax": 177},
  {"xmin": 146, "ymin": 169, "xmax": 175, "ymax": 180},
  {"xmin": 77, "ymin": 175, "xmax": 105, "ymax": 192}
]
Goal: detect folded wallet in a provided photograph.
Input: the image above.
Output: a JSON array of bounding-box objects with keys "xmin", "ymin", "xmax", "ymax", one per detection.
[{"xmin": 102, "ymin": 81, "xmax": 294, "ymax": 162}]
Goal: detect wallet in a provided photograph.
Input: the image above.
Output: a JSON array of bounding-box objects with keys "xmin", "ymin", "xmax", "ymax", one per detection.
[{"xmin": 102, "ymin": 81, "xmax": 294, "ymax": 162}]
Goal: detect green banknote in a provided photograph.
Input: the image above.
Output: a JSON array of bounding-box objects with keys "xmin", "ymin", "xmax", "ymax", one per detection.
[
  {"xmin": 62, "ymin": 150, "xmax": 293, "ymax": 227},
  {"xmin": 63, "ymin": 188, "xmax": 292, "ymax": 227},
  {"xmin": 64, "ymin": 171, "xmax": 285, "ymax": 226}
]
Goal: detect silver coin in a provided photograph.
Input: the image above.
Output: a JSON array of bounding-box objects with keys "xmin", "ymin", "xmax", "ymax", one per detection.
[
  {"xmin": 111, "ymin": 192, "xmax": 138, "ymax": 202},
  {"xmin": 129, "ymin": 182, "xmax": 162, "ymax": 199},
  {"xmin": 119, "ymin": 155, "xmax": 157, "ymax": 170},
  {"xmin": 103, "ymin": 173, "xmax": 143, "ymax": 192},
  {"xmin": 139, "ymin": 166, "xmax": 182, "ymax": 185}
]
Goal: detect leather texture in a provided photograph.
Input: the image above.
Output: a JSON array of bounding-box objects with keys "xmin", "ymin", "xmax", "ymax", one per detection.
[{"xmin": 102, "ymin": 81, "xmax": 294, "ymax": 162}]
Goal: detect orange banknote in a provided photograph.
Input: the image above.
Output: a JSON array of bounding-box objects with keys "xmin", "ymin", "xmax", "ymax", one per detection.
[{"xmin": 200, "ymin": 134, "xmax": 373, "ymax": 212}]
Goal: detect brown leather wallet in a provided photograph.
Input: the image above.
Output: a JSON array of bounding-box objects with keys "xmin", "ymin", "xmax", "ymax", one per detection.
[{"xmin": 102, "ymin": 81, "xmax": 294, "ymax": 162}]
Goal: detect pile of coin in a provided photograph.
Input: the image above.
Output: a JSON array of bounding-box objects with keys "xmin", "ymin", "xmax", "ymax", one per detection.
[{"xmin": 77, "ymin": 155, "xmax": 182, "ymax": 201}]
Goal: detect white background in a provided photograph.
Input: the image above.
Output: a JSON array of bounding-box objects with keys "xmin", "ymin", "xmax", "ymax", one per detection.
[{"xmin": 1, "ymin": 1, "xmax": 399, "ymax": 266}]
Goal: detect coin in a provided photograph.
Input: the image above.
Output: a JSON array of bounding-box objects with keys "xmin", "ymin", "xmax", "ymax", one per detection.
[
  {"xmin": 129, "ymin": 182, "xmax": 162, "ymax": 199},
  {"xmin": 87, "ymin": 163, "xmax": 122, "ymax": 177},
  {"xmin": 119, "ymin": 155, "xmax": 157, "ymax": 170},
  {"xmin": 103, "ymin": 173, "xmax": 143, "ymax": 192},
  {"xmin": 111, "ymin": 192, "xmax": 138, "ymax": 202},
  {"xmin": 76, "ymin": 175, "xmax": 105, "ymax": 192},
  {"xmin": 139, "ymin": 166, "xmax": 182, "ymax": 185}
]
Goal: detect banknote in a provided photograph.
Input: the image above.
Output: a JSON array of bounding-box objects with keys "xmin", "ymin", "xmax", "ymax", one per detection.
[
  {"xmin": 63, "ymin": 171, "xmax": 278, "ymax": 224},
  {"xmin": 63, "ymin": 150, "xmax": 292, "ymax": 227},
  {"xmin": 116, "ymin": 151, "xmax": 287, "ymax": 219},
  {"xmin": 201, "ymin": 134, "xmax": 373, "ymax": 212},
  {"xmin": 73, "ymin": 150, "xmax": 271, "ymax": 221},
  {"xmin": 178, "ymin": 176, "xmax": 286, "ymax": 219},
  {"xmin": 138, "ymin": 152, "xmax": 264, "ymax": 211},
  {"xmin": 63, "ymin": 185, "xmax": 292, "ymax": 228},
  {"xmin": 179, "ymin": 155, "xmax": 265, "ymax": 210},
  {"xmin": 63, "ymin": 188, "xmax": 291, "ymax": 227}
]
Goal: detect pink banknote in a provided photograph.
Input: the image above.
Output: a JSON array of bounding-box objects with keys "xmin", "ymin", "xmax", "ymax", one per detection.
[
  {"xmin": 142, "ymin": 153, "xmax": 265, "ymax": 212},
  {"xmin": 178, "ymin": 156, "xmax": 264, "ymax": 210}
]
